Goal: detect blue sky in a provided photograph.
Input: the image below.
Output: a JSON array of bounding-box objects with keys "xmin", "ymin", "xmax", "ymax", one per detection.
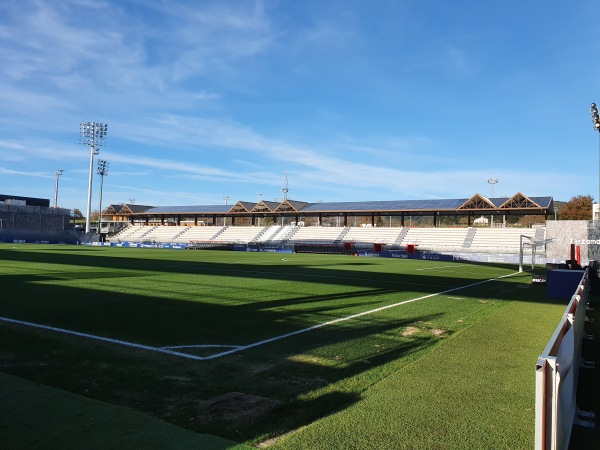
[{"xmin": 1, "ymin": 0, "xmax": 599, "ymax": 213}]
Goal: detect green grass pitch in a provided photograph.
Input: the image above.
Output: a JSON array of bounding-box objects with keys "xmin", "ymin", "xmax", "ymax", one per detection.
[{"xmin": 0, "ymin": 244, "xmax": 566, "ymax": 448}]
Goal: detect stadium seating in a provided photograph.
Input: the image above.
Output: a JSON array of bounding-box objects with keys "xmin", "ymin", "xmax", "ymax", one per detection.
[
  {"xmin": 175, "ymin": 226, "xmax": 224, "ymax": 243},
  {"xmin": 108, "ymin": 225, "xmax": 154, "ymax": 242},
  {"xmin": 468, "ymin": 227, "xmax": 539, "ymax": 253},
  {"xmin": 142, "ymin": 226, "xmax": 187, "ymax": 243},
  {"xmin": 343, "ymin": 227, "xmax": 404, "ymax": 245},
  {"xmin": 211, "ymin": 226, "xmax": 264, "ymax": 243},
  {"xmin": 400, "ymin": 228, "xmax": 470, "ymax": 252},
  {"xmin": 288, "ymin": 226, "xmax": 347, "ymax": 243},
  {"xmin": 255, "ymin": 225, "xmax": 286, "ymax": 242},
  {"xmin": 106, "ymin": 224, "xmax": 544, "ymax": 254}
]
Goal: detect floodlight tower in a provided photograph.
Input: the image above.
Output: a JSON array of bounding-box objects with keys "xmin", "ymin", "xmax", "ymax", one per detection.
[
  {"xmin": 591, "ymin": 103, "xmax": 600, "ymax": 219},
  {"xmin": 281, "ymin": 171, "xmax": 289, "ymax": 201},
  {"xmin": 223, "ymin": 195, "xmax": 230, "ymax": 205},
  {"xmin": 96, "ymin": 159, "xmax": 109, "ymax": 233},
  {"xmin": 487, "ymin": 177, "xmax": 498, "ymax": 198},
  {"xmin": 80, "ymin": 121, "xmax": 108, "ymax": 233},
  {"xmin": 53, "ymin": 169, "xmax": 64, "ymax": 208},
  {"xmin": 487, "ymin": 178, "xmax": 498, "ymax": 228}
]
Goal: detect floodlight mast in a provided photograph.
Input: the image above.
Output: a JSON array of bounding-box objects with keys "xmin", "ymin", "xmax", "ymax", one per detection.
[
  {"xmin": 487, "ymin": 178, "xmax": 498, "ymax": 227},
  {"xmin": 281, "ymin": 171, "xmax": 289, "ymax": 201},
  {"xmin": 53, "ymin": 169, "xmax": 64, "ymax": 208},
  {"xmin": 97, "ymin": 160, "xmax": 109, "ymax": 234},
  {"xmin": 80, "ymin": 122, "xmax": 108, "ymax": 234}
]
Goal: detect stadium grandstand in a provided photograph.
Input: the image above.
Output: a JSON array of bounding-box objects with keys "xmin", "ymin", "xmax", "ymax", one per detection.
[
  {"xmin": 0, "ymin": 190, "xmax": 558, "ymax": 261},
  {"xmin": 0, "ymin": 194, "xmax": 79, "ymax": 244},
  {"xmin": 101, "ymin": 192, "xmax": 553, "ymax": 261}
]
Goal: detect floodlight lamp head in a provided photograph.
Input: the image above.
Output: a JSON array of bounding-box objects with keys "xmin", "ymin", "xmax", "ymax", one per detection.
[
  {"xmin": 592, "ymin": 103, "xmax": 597, "ymax": 110},
  {"xmin": 595, "ymin": 123, "xmax": 600, "ymax": 132}
]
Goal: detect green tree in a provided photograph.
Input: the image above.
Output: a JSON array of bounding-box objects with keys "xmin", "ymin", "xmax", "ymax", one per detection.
[{"xmin": 559, "ymin": 195, "xmax": 594, "ymax": 220}]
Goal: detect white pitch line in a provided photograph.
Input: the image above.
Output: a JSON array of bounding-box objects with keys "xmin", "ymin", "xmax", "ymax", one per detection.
[
  {"xmin": 0, "ymin": 316, "xmax": 208, "ymax": 361},
  {"xmin": 162, "ymin": 344, "xmax": 240, "ymax": 350},
  {"xmin": 199, "ymin": 271, "xmax": 520, "ymax": 360},
  {"xmin": 0, "ymin": 271, "xmax": 520, "ymax": 362},
  {"xmin": 416, "ymin": 265, "xmax": 465, "ymax": 271}
]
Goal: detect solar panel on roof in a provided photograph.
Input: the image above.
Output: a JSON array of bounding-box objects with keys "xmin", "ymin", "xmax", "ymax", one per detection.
[
  {"xmin": 147, "ymin": 205, "xmax": 230, "ymax": 214},
  {"xmin": 135, "ymin": 195, "xmax": 553, "ymax": 216}
]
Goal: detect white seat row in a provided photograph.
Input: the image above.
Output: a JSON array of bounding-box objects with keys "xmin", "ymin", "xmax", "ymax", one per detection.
[
  {"xmin": 214, "ymin": 226, "xmax": 264, "ymax": 243},
  {"xmin": 174, "ymin": 226, "xmax": 224, "ymax": 242},
  {"xmin": 143, "ymin": 226, "xmax": 187, "ymax": 242},
  {"xmin": 401, "ymin": 228, "xmax": 470, "ymax": 251},
  {"xmin": 108, "ymin": 225, "xmax": 154, "ymax": 242},
  {"xmin": 469, "ymin": 228, "xmax": 539, "ymax": 252},
  {"xmin": 288, "ymin": 227, "xmax": 346, "ymax": 242},
  {"xmin": 343, "ymin": 227, "xmax": 402, "ymax": 244}
]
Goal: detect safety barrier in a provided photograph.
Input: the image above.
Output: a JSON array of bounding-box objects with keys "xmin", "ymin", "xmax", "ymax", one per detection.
[{"xmin": 535, "ymin": 270, "xmax": 595, "ymax": 449}]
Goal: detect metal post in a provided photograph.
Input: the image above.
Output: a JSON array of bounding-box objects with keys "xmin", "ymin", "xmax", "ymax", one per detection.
[{"xmin": 519, "ymin": 235, "xmax": 524, "ymax": 272}]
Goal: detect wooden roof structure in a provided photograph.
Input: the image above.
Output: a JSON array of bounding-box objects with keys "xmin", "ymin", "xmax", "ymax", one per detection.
[{"xmin": 103, "ymin": 193, "xmax": 553, "ymax": 227}]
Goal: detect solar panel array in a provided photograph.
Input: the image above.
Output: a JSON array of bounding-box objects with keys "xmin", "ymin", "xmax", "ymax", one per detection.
[
  {"xmin": 303, "ymin": 198, "xmax": 468, "ymax": 212},
  {"xmin": 123, "ymin": 195, "xmax": 553, "ymax": 216},
  {"xmin": 145, "ymin": 205, "xmax": 231, "ymax": 214}
]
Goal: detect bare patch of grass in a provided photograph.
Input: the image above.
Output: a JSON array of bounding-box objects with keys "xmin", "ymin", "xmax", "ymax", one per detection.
[{"xmin": 401, "ymin": 326, "xmax": 420, "ymax": 337}]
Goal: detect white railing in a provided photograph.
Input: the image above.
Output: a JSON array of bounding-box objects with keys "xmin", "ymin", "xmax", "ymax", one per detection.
[{"xmin": 535, "ymin": 270, "xmax": 595, "ymax": 450}]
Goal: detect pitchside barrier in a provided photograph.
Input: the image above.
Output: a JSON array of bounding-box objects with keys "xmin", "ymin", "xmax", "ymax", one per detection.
[{"xmin": 535, "ymin": 269, "xmax": 595, "ymax": 450}]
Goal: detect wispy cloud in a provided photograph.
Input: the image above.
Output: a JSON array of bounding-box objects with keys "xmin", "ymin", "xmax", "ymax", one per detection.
[{"xmin": 1, "ymin": 1, "xmax": 595, "ymax": 210}]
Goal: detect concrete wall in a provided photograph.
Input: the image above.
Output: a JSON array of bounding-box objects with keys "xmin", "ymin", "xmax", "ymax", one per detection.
[{"xmin": 545, "ymin": 220, "xmax": 600, "ymax": 263}]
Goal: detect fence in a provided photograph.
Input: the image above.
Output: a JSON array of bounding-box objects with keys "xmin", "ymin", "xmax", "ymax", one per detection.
[{"xmin": 535, "ymin": 270, "xmax": 595, "ymax": 449}]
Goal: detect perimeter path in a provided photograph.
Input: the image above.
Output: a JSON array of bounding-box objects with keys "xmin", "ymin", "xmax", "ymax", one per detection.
[{"xmin": 0, "ymin": 272, "xmax": 519, "ymax": 361}]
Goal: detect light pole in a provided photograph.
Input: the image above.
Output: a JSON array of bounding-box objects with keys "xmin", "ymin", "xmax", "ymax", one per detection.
[
  {"xmin": 97, "ymin": 159, "xmax": 109, "ymax": 234},
  {"xmin": 223, "ymin": 195, "xmax": 230, "ymax": 226},
  {"xmin": 53, "ymin": 169, "xmax": 64, "ymax": 208},
  {"xmin": 487, "ymin": 177, "xmax": 498, "ymax": 198},
  {"xmin": 281, "ymin": 171, "xmax": 289, "ymax": 201},
  {"xmin": 591, "ymin": 103, "xmax": 600, "ymax": 219},
  {"xmin": 487, "ymin": 178, "xmax": 498, "ymax": 228},
  {"xmin": 80, "ymin": 122, "xmax": 108, "ymax": 234}
]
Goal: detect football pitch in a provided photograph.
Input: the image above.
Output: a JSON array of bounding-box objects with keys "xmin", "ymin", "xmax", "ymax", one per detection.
[{"xmin": 0, "ymin": 244, "xmax": 566, "ymax": 449}]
